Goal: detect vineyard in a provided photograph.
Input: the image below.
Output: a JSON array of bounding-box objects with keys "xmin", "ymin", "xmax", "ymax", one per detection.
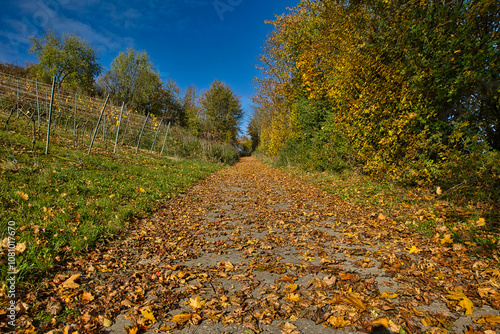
[
  {"xmin": 0, "ymin": 71, "xmax": 238, "ymax": 164},
  {"xmin": 0, "ymin": 73, "xmax": 177, "ymax": 152}
]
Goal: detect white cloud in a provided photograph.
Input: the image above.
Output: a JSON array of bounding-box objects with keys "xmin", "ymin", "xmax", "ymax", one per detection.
[{"xmin": 0, "ymin": 0, "xmax": 135, "ymax": 59}]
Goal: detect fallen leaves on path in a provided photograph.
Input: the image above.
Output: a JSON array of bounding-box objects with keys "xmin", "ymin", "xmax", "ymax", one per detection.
[{"xmin": 3, "ymin": 157, "xmax": 499, "ymax": 333}]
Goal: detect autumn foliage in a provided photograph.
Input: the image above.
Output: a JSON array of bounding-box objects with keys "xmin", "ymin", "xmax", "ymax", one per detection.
[{"xmin": 251, "ymin": 0, "xmax": 500, "ymax": 198}]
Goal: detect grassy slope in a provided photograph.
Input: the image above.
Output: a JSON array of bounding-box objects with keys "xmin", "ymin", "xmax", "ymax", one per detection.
[{"xmin": 0, "ymin": 116, "xmax": 226, "ymax": 286}]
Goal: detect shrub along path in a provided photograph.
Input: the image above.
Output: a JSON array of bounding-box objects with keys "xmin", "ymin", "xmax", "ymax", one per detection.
[{"xmin": 15, "ymin": 157, "xmax": 500, "ymax": 333}]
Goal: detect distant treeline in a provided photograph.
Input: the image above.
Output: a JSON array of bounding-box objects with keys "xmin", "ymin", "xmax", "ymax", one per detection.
[{"xmin": 1, "ymin": 29, "xmax": 245, "ymax": 146}]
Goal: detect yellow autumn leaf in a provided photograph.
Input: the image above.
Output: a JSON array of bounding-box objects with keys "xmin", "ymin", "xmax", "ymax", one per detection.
[
  {"xmin": 139, "ymin": 187, "xmax": 145, "ymax": 193},
  {"xmin": 188, "ymin": 295, "xmax": 205, "ymax": 309},
  {"xmin": 286, "ymin": 293, "xmax": 301, "ymax": 302},
  {"xmin": 408, "ymin": 245, "xmax": 420, "ymax": 254},
  {"xmin": 446, "ymin": 287, "xmax": 467, "ymax": 300},
  {"xmin": 475, "ymin": 315, "xmax": 500, "ymax": 325},
  {"xmin": 16, "ymin": 191, "xmax": 28, "ymax": 201},
  {"xmin": 171, "ymin": 313, "xmax": 191, "ymax": 325},
  {"xmin": 446, "ymin": 287, "xmax": 474, "ymax": 315},
  {"xmin": 380, "ymin": 292, "xmax": 399, "ymax": 299},
  {"xmin": 125, "ymin": 325, "xmax": 138, "ymax": 334},
  {"xmin": 223, "ymin": 261, "xmax": 234, "ymax": 271},
  {"xmin": 373, "ymin": 317, "xmax": 390, "ymax": 328},
  {"xmin": 475, "ymin": 218, "xmax": 486, "ymax": 227},
  {"xmin": 141, "ymin": 309, "xmax": 156, "ymax": 323},
  {"xmin": 328, "ymin": 315, "xmax": 351, "ymax": 328},
  {"xmin": 440, "ymin": 234, "xmax": 453, "ymax": 244},
  {"xmin": 459, "ymin": 297, "xmax": 474, "ymax": 315},
  {"xmin": 102, "ymin": 318, "xmax": 113, "ymax": 327},
  {"xmin": 284, "ymin": 283, "xmax": 298, "ymax": 293},
  {"xmin": 421, "ymin": 316, "xmax": 435, "ymax": 327}
]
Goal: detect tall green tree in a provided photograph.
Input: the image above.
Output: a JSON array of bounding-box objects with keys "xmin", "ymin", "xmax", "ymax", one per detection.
[
  {"xmin": 200, "ymin": 80, "xmax": 243, "ymax": 143},
  {"xmin": 29, "ymin": 29, "xmax": 101, "ymax": 93},
  {"xmin": 182, "ymin": 85, "xmax": 202, "ymax": 134},
  {"xmin": 99, "ymin": 48, "xmax": 161, "ymax": 115}
]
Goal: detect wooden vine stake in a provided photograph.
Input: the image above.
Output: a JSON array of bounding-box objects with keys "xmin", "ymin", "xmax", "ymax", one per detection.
[
  {"xmin": 114, "ymin": 102, "xmax": 125, "ymax": 154},
  {"xmin": 88, "ymin": 95, "xmax": 109, "ymax": 155},
  {"xmin": 136, "ymin": 112, "xmax": 150, "ymax": 154},
  {"xmin": 45, "ymin": 76, "xmax": 56, "ymax": 155}
]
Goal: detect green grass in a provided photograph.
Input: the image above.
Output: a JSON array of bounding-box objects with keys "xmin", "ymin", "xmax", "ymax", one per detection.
[{"xmin": 0, "ymin": 116, "xmax": 226, "ymax": 286}]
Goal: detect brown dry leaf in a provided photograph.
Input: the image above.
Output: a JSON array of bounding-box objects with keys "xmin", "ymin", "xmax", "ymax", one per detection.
[
  {"xmin": 436, "ymin": 187, "xmax": 443, "ymax": 195},
  {"xmin": 323, "ymin": 276, "xmax": 336, "ymax": 286},
  {"xmin": 280, "ymin": 275, "xmax": 295, "ymax": 283},
  {"xmin": 121, "ymin": 299, "xmax": 133, "ymax": 307},
  {"xmin": 171, "ymin": 313, "xmax": 191, "ymax": 325},
  {"xmin": 46, "ymin": 299, "xmax": 62, "ymax": 316},
  {"xmin": 312, "ymin": 307, "xmax": 331, "ymax": 325},
  {"xmin": 62, "ymin": 274, "xmax": 81, "ymax": 289},
  {"xmin": 338, "ymin": 272, "xmax": 351, "ymax": 281},
  {"xmin": 281, "ymin": 322, "xmax": 299, "ymax": 334},
  {"xmin": 80, "ymin": 291, "xmax": 94, "ymax": 304},
  {"xmin": 16, "ymin": 242, "xmax": 26, "ymax": 254},
  {"xmin": 345, "ymin": 293, "xmax": 366, "ymax": 311}
]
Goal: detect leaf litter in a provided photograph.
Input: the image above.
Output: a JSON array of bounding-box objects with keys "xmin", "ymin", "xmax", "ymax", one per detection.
[{"xmin": 4, "ymin": 157, "xmax": 500, "ymax": 333}]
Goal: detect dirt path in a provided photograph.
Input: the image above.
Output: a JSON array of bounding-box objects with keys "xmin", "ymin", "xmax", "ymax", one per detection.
[{"xmin": 19, "ymin": 157, "xmax": 500, "ymax": 333}]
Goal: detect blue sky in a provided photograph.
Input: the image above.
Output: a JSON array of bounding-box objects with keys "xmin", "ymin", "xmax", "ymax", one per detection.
[{"xmin": 0, "ymin": 0, "xmax": 296, "ymax": 134}]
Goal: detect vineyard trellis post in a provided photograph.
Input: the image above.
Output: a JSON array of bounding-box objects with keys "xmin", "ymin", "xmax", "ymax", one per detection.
[
  {"xmin": 102, "ymin": 99, "xmax": 106, "ymax": 149},
  {"xmin": 88, "ymin": 94, "xmax": 109, "ymax": 155},
  {"xmin": 136, "ymin": 112, "xmax": 150, "ymax": 154},
  {"xmin": 74, "ymin": 92, "xmax": 77, "ymax": 147},
  {"xmin": 16, "ymin": 78, "xmax": 19, "ymax": 118},
  {"xmin": 160, "ymin": 121, "xmax": 171, "ymax": 156},
  {"xmin": 114, "ymin": 102, "xmax": 125, "ymax": 154},
  {"xmin": 45, "ymin": 76, "xmax": 56, "ymax": 155},
  {"xmin": 150, "ymin": 118, "xmax": 163, "ymax": 153},
  {"xmin": 36, "ymin": 79, "xmax": 40, "ymax": 132}
]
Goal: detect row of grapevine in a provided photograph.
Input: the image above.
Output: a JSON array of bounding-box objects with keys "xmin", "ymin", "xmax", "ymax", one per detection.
[{"xmin": 0, "ymin": 71, "xmax": 171, "ymax": 155}]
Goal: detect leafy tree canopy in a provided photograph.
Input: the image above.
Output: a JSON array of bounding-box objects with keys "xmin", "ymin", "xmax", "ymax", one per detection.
[
  {"xmin": 200, "ymin": 79, "xmax": 243, "ymax": 143},
  {"xmin": 29, "ymin": 29, "xmax": 101, "ymax": 93}
]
